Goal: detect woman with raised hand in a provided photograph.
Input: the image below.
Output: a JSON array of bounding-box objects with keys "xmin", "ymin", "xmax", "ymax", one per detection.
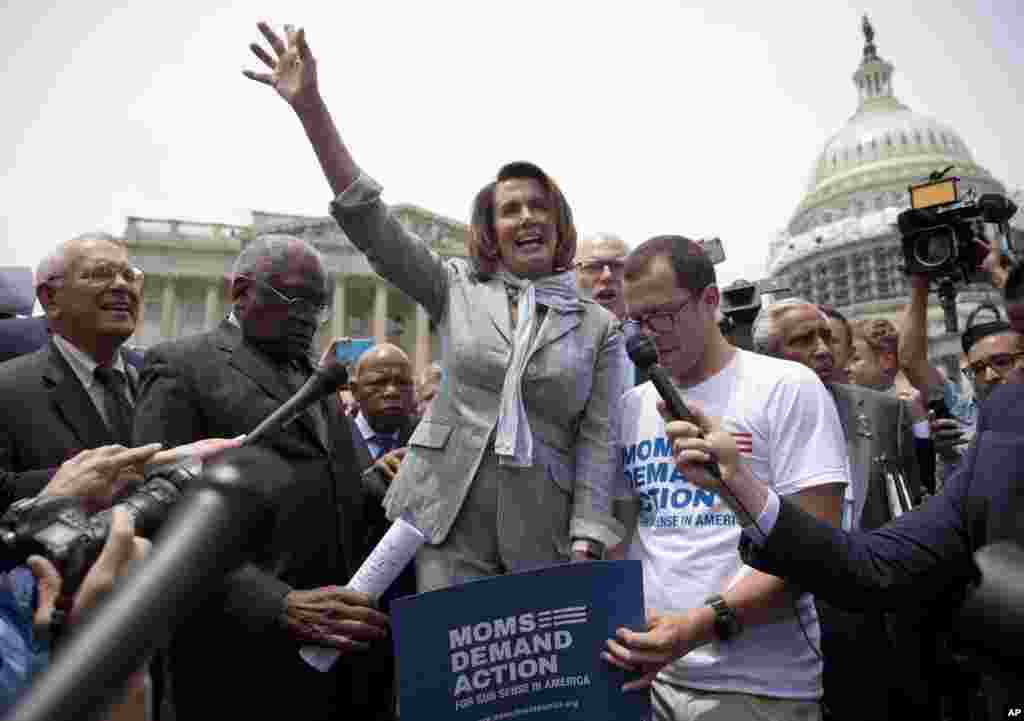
[{"xmin": 244, "ymin": 22, "xmax": 625, "ymax": 592}]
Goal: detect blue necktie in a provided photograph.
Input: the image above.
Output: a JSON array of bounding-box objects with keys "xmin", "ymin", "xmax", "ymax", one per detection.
[{"xmin": 373, "ymin": 435, "xmax": 399, "ymax": 460}]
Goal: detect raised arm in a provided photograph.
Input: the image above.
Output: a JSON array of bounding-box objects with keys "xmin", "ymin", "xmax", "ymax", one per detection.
[
  {"xmin": 243, "ymin": 22, "xmax": 449, "ymax": 320},
  {"xmin": 898, "ymin": 274, "xmax": 945, "ymax": 397}
]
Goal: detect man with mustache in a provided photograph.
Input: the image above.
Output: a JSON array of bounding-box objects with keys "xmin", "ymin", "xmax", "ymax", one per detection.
[
  {"xmin": 0, "ymin": 233, "xmax": 144, "ymax": 510},
  {"xmin": 132, "ymin": 235, "xmax": 390, "ymax": 721},
  {"xmin": 751, "ymin": 298, "xmax": 931, "ymax": 720}
]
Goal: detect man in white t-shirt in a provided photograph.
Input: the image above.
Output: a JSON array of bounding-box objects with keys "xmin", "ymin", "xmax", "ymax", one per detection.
[{"xmin": 603, "ymin": 235, "xmax": 848, "ymax": 721}]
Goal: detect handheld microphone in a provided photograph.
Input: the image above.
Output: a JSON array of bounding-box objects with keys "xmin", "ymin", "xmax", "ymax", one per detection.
[
  {"xmin": 243, "ymin": 361, "xmax": 349, "ymax": 446},
  {"xmin": 625, "ymin": 332, "xmax": 722, "ymax": 481},
  {"xmin": 8, "ymin": 447, "xmax": 293, "ymax": 721}
]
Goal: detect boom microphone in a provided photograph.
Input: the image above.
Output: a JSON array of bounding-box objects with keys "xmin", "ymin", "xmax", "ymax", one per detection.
[
  {"xmin": 243, "ymin": 361, "xmax": 349, "ymax": 446},
  {"xmin": 625, "ymin": 332, "xmax": 722, "ymax": 481},
  {"xmin": 8, "ymin": 447, "xmax": 293, "ymax": 721}
]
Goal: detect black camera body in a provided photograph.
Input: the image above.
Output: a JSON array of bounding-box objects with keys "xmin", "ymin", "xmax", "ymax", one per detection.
[
  {"xmin": 0, "ymin": 496, "xmax": 107, "ymax": 593},
  {"xmin": 897, "ymin": 175, "xmax": 1017, "ymax": 282}
]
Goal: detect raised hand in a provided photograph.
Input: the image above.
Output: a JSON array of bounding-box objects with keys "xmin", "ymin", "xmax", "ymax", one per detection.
[{"xmin": 243, "ymin": 21, "xmax": 320, "ymax": 110}]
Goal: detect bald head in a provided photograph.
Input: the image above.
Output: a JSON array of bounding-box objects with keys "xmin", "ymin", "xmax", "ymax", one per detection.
[
  {"xmin": 353, "ymin": 343, "xmax": 415, "ymax": 432},
  {"xmin": 575, "ymin": 232, "xmax": 629, "ymax": 319}
]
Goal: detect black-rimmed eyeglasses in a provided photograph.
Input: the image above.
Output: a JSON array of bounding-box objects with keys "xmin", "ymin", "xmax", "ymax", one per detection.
[
  {"xmin": 624, "ymin": 297, "xmax": 696, "ymax": 334},
  {"xmin": 962, "ymin": 351, "xmax": 1024, "ymax": 381}
]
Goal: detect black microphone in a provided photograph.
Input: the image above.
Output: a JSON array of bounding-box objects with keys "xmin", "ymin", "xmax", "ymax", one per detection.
[
  {"xmin": 625, "ymin": 332, "xmax": 723, "ymax": 481},
  {"xmin": 8, "ymin": 447, "xmax": 293, "ymax": 721},
  {"xmin": 243, "ymin": 361, "xmax": 349, "ymax": 446}
]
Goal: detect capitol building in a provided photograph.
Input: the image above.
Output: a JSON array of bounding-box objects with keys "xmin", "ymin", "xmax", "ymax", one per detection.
[{"xmin": 766, "ymin": 17, "xmax": 1024, "ymax": 380}]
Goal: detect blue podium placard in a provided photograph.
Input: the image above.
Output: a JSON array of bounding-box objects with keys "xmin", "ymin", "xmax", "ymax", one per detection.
[{"xmin": 392, "ymin": 560, "xmax": 649, "ymax": 721}]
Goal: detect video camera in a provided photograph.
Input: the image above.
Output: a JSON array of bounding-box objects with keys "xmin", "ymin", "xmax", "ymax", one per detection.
[
  {"xmin": 0, "ymin": 464, "xmax": 194, "ymax": 601},
  {"xmin": 719, "ymin": 279, "xmax": 790, "ymax": 351},
  {"xmin": 897, "ymin": 168, "xmax": 1017, "ymax": 332}
]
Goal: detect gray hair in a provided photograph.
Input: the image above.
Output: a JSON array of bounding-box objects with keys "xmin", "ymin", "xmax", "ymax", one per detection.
[
  {"xmin": 231, "ymin": 234, "xmax": 327, "ymax": 285},
  {"xmin": 751, "ymin": 297, "xmax": 820, "ymax": 356},
  {"xmin": 35, "ymin": 232, "xmax": 125, "ymax": 289},
  {"xmin": 576, "ymin": 232, "xmax": 628, "ymax": 260}
]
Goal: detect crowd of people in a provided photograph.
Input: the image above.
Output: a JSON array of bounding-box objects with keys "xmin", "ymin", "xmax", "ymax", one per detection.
[{"xmin": 0, "ymin": 18, "xmax": 1020, "ymax": 721}]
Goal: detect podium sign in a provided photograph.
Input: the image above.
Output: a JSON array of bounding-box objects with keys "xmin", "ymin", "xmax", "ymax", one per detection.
[{"xmin": 392, "ymin": 560, "xmax": 649, "ymax": 721}]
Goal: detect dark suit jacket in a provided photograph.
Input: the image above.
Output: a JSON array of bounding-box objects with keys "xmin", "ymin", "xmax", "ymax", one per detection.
[
  {"xmin": 830, "ymin": 383, "xmax": 922, "ymax": 530},
  {"xmin": 742, "ymin": 382, "xmax": 1024, "ymax": 719},
  {"xmin": 0, "ymin": 340, "xmax": 137, "ymax": 510},
  {"xmin": 132, "ymin": 320, "xmax": 382, "ymax": 721},
  {"xmin": 0, "ymin": 316, "xmax": 49, "ymax": 364}
]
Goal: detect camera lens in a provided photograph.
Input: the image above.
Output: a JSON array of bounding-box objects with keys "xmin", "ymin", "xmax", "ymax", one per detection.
[{"xmin": 915, "ymin": 228, "xmax": 955, "ymax": 267}]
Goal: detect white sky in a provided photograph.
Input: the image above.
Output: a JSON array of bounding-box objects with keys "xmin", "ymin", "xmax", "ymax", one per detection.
[{"xmin": 2, "ymin": 1, "xmax": 1021, "ymax": 288}]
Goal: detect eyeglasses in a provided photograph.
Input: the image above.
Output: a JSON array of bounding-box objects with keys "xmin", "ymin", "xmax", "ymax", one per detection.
[
  {"xmin": 252, "ymin": 278, "xmax": 331, "ymax": 325},
  {"xmin": 962, "ymin": 351, "xmax": 1024, "ymax": 380},
  {"xmin": 50, "ymin": 263, "xmax": 145, "ymax": 289},
  {"xmin": 575, "ymin": 258, "xmax": 626, "ymax": 276},
  {"xmin": 624, "ymin": 297, "xmax": 696, "ymax": 334}
]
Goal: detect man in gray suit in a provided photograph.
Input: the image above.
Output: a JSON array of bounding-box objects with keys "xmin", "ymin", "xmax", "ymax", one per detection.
[
  {"xmin": 0, "ymin": 233, "xmax": 144, "ymax": 510},
  {"xmin": 752, "ymin": 298, "xmax": 930, "ymax": 721}
]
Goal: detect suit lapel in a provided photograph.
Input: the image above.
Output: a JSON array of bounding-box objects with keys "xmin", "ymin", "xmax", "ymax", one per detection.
[
  {"xmin": 42, "ymin": 343, "xmax": 111, "ymax": 450},
  {"xmin": 527, "ymin": 307, "xmax": 583, "ymax": 361}
]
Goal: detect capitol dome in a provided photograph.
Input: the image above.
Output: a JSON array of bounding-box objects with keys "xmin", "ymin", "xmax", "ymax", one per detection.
[
  {"xmin": 782, "ymin": 18, "xmax": 1003, "ymax": 241},
  {"xmin": 765, "ymin": 16, "xmax": 1021, "ymax": 380}
]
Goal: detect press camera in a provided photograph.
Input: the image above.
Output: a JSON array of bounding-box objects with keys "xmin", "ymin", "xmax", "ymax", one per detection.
[{"xmin": 897, "ymin": 171, "xmax": 1017, "ymax": 281}]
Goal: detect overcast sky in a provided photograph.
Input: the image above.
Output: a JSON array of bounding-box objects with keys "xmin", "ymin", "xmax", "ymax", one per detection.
[{"xmin": 2, "ymin": 0, "xmax": 1021, "ymax": 288}]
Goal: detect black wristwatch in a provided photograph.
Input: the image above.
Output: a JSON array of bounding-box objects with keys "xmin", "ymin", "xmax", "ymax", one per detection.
[{"xmin": 705, "ymin": 594, "xmax": 742, "ymax": 641}]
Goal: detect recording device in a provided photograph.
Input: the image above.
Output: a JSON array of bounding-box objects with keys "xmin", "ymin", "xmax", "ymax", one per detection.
[
  {"xmin": 624, "ymin": 332, "xmax": 721, "ymax": 482},
  {"xmin": 897, "ymin": 168, "xmax": 1018, "ymax": 332},
  {"xmin": 8, "ymin": 447, "xmax": 293, "ymax": 721},
  {"xmin": 243, "ymin": 360, "xmax": 349, "ymax": 446},
  {"xmin": 927, "ymin": 397, "xmax": 953, "ymax": 421},
  {"xmin": 718, "ymin": 279, "xmax": 790, "ymax": 351}
]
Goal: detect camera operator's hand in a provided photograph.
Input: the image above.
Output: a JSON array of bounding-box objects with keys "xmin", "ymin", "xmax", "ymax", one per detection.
[
  {"xmin": 28, "ymin": 507, "xmax": 150, "ymax": 721},
  {"xmin": 27, "ymin": 507, "xmax": 149, "ymax": 633},
  {"xmin": 146, "ymin": 436, "xmax": 246, "ymax": 470},
  {"xmin": 42, "ymin": 444, "xmax": 163, "ymax": 513},
  {"xmin": 981, "ymin": 243, "xmax": 1010, "ymax": 290},
  {"xmin": 280, "ymin": 586, "xmax": 389, "ymax": 654},
  {"xmin": 929, "ymin": 411, "xmax": 967, "ymax": 459}
]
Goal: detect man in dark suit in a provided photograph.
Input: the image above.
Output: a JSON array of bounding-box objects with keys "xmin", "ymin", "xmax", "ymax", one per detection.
[
  {"xmin": 655, "ymin": 377, "xmax": 1024, "ymax": 721},
  {"xmin": 0, "ymin": 233, "xmax": 144, "ymax": 510},
  {"xmin": 348, "ymin": 342, "xmax": 419, "ymax": 718},
  {"xmin": 752, "ymin": 298, "xmax": 931, "ymax": 720},
  {"xmin": 132, "ymin": 234, "xmax": 389, "ymax": 721}
]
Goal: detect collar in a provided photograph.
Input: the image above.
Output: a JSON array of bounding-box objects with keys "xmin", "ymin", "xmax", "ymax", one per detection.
[
  {"xmin": 355, "ymin": 411, "xmax": 399, "ymax": 442},
  {"xmin": 52, "ymin": 333, "xmax": 127, "ymax": 391}
]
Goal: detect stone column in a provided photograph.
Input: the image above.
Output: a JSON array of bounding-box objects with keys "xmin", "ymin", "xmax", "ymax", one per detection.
[
  {"xmin": 203, "ymin": 282, "xmax": 221, "ymax": 330},
  {"xmin": 414, "ymin": 304, "xmax": 431, "ymax": 375},
  {"xmin": 373, "ymin": 281, "xmax": 388, "ymax": 344},
  {"xmin": 160, "ymin": 277, "xmax": 177, "ymax": 339},
  {"xmin": 331, "ymin": 276, "xmax": 348, "ymax": 340}
]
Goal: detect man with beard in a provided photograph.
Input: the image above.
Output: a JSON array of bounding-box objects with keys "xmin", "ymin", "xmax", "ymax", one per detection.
[
  {"xmin": 752, "ymin": 298, "xmax": 932, "ymax": 721},
  {"xmin": 132, "ymin": 235, "xmax": 390, "ymax": 721}
]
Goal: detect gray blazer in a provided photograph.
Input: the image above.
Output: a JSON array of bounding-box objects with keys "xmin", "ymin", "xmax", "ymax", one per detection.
[
  {"xmin": 330, "ymin": 175, "xmax": 625, "ymax": 548},
  {"xmin": 830, "ymin": 383, "xmax": 922, "ymax": 530}
]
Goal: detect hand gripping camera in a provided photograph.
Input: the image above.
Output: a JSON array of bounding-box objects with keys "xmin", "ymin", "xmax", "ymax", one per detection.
[{"xmin": 897, "ymin": 168, "xmax": 1017, "ymax": 332}]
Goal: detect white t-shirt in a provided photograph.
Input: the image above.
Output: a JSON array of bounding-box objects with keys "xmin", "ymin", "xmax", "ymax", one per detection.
[{"xmin": 618, "ymin": 349, "xmax": 848, "ymax": 700}]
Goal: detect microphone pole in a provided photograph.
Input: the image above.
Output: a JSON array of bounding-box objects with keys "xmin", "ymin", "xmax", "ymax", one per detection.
[
  {"xmin": 243, "ymin": 361, "xmax": 349, "ymax": 447},
  {"xmin": 8, "ymin": 447, "xmax": 293, "ymax": 721}
]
